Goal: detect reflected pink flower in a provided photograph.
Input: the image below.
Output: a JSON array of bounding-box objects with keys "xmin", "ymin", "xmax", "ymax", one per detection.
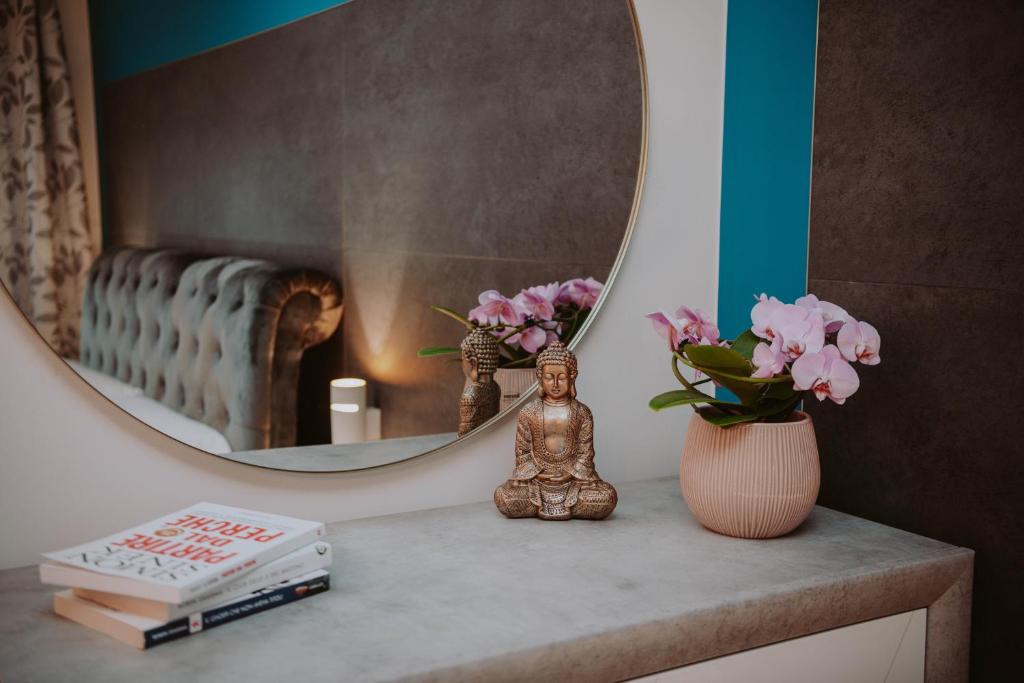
[
  {"xmin": 751, "ymin": 294, "xmax": 786, "ymax": 339},
  {"xmin": 513, "ymin": 283, "xmax": 558, "ymax": 321},
  {"xmin": 469, "ymin": 290, "xmax": 521, "ymax": 326},
  {"xmin": 677, "ymin": 306, "xmax": 720, "ymax": 344},
  {"xmin": 837, "ymin": 319, "xmax": 881, "ymax": 365},
  {"xmin": 517, "ymin": 325, "xmax": 548, "ymax": 354},
  {"xmin": 752, "ymin": 338, "xmax": 787, "ymax": 378},
  {"xmin": 646, "ymin": 310, "xmax": 686, "ymax": 350},
  {"xmin": 792, "ymin": 345, "xmax": 860, "ymax": 405},
  {"xmin": 796, "ymin": 294, "xmax": 849, "ymax": 333},
  {"xmin": 557, "ymin": 277, "xmax": 603, "ymax": 310},
  {"xmin": 779, "ymin": 312, "xmax": 825, "ymax": 360}
]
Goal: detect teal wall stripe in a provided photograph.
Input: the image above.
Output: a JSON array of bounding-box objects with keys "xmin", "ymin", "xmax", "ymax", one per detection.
[
  {"xmin": 90, "ymin": 0, "xmax": 352, "ymax": 84},
  {"xmin": 717, "ymin": 0, "xmax": 818, "ymax": 340}
]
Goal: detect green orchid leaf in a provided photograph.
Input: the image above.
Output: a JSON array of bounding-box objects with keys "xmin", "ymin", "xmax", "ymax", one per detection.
[
  {"xmin": 648, "ymin": 389, "xmax": 740, "ymax": 412},
  {"xmin": 684, "ymin": 343, "xmax": 752, "ymax": 374},
  {"xmin": 696, "ymin": 408, "xmax": 761, "ymax": 428},
  {"xmin": 417, "ymin": 346, "xmax": 461, "ymax": 357},
  {"xmin": 682, "ymin": 344, "xmax": 767, "ymax": 406},
  {"xmin": 701, "ymin": 369, "xmax": 762, "ymax": 406},
  {"xmin": 729, "ymin": 329, "xmax": 762, "ymax": 360}
]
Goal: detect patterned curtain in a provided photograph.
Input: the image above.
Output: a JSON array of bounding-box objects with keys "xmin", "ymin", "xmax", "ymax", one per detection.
[{"xmin": 0, "ymin": 0, "xmax": 92, "ymax": 358}]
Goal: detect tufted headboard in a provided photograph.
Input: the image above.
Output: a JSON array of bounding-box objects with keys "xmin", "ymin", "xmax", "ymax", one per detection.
[{"xmin": 79, "ymin": 247, "xmax": 342, "ymax": 451}]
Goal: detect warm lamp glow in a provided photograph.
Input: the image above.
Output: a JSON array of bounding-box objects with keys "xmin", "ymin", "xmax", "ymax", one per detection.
[
  {"xmin": 330, "ymin": 378, "xmax": 366, "ymax": 388},
  {"xmin": 330, "ymin": 377, "xmax": 367, "ymax": 409}
]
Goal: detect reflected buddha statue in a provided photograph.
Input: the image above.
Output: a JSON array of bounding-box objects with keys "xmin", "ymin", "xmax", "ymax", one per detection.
[
  {"xmin": 458, "ymin": 329, "xmax": 501, "ymax": 436},
  {"xmin": 493, "ymin": 342, "xmax": 617, "ymax": 520}
]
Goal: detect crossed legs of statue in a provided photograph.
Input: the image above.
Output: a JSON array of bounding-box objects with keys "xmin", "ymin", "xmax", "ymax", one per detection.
[{"xmin": 493, "ymin": 480, "xmax": 616, "ymax": 520}]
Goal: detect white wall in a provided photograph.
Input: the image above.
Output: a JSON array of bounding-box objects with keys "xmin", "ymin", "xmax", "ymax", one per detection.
[{"xmin": 0, "ymin": 0, "xmax": 727, "ymax": 570}]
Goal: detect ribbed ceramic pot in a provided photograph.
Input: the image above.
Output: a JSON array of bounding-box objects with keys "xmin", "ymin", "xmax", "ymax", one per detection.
[
  {"xmin": 680, "ymin": 411, "xmax": 820, "ymax": 539},
  {"xmin": 494, "ymin": 368, "xmax": 538, "ymax": 412}
]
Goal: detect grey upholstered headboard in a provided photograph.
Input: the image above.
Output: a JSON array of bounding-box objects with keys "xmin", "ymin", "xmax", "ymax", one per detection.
[{"xmin": 79, "ymin": 247, "xmax": 342, "ymax": 451}]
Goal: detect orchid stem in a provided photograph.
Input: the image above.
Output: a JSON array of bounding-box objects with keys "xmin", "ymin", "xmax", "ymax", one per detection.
[{"xmin": 671, "ymin": 355, "xmax": 698, "ymax": 392}]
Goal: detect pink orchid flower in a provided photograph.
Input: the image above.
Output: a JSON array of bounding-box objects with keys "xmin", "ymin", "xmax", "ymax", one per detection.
[
  {"xmin": 698, "ymin": 336, "xmax": 727, "ymax": 347},
  {"xmin": 646, "ymin": 310, "xmax": 686, "ymax": 350},
  {"xmin": 513, "ymin": 283, "xmax": 558, "ymax": 321},
  {"xmin": 758, "ymin": 302, "xmax": 811, "ymax": 349},
  {"xmin": 506, "ymin": 322, "xmax": 560, "ymax": 354},
  {"xmin": 779, "ymin": 312, "xmax": 825, "ymax": 360},
  {"xmin": 792, "ymin": 345, "xmax": 860, "ymax": 405},
  {"xmin": 515, "ymin": 325, "xmax": 549, "ymax": 354},
  {"xmin": 557, "ymin": 277, "xmax": 603, "ymax": 310},
  {"xmin": 837, "ymin": 319, "xmax": 881, "ymax": 365},
  {"xmin": 469, "ymin": 290, "xmax": 521, "ymax": 326},
  {"xmin": 751, "ymin": 338, "xmax": 787, "ymax": 378},
  {"xmin": 677, "ymin": 306, "xmax": 720, "ymax": 344},
  {"xmin": 796, "ymin": 294, "xmax": 849, "ymax": 333},
  {"xmin": 751, "ymin": 294, "xmax": 786, "ymax": 339}
]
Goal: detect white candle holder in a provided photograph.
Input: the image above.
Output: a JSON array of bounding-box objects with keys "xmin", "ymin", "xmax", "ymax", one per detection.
[{"xmin": 330, "ymin": 402, "xmax": 366, "ymax": 444}]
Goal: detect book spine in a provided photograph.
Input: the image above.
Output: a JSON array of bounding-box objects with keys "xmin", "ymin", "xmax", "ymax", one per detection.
[
  {"xmin": 177, "ymin": 523, "xmax": 326, "ymax": 602},
  {"xmin": 167, "ymin": 543, "xmax": 331, "ymax": 620},
  {"xmin": 143, "ymin": 574, "xmax": 331, "ymax": 649}
]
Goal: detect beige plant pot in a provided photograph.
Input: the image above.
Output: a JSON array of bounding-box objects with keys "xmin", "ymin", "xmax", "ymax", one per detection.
[
  {"xmin": 494, "ymin": 368, "xmax": 538, "ymax": 412},
  {"xmin": 680, "ymin": 411, "xmax": 820, "ymax": 539}
]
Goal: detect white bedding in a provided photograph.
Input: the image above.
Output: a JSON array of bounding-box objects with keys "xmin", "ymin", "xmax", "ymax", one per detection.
[{"xmin": 66, "ymin": 360, "xmax": 233, "ymax": 454}]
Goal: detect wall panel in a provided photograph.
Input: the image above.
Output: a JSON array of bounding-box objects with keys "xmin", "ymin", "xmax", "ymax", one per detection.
[{"xmin": 807, "ymin": 0, "xmax": 1024, "ymax": 677}]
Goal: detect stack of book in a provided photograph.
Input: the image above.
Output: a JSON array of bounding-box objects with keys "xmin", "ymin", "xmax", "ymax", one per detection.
[{"xmin": 40, "ymin": 502, "xmax": 331, "ymax": 649}]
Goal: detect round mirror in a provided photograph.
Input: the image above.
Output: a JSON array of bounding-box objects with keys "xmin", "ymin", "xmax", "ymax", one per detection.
[{"xmin": 0, "ymin": 0, "xmax": 646, "ymax": 471}]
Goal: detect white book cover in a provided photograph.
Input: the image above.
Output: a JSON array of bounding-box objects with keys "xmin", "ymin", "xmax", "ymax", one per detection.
[
  {"xmin": 70, "ymin": 541, "xmax": 332, "ymax": 621},
  {"xmin": 41, "ymin": 502, "xmax": 325, "ymax": 603}
]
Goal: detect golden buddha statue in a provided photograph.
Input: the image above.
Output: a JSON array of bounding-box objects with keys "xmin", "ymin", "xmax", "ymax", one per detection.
[
  {"xmin": 458, "ymin": 329, "xmax": 501, "ymax": 436},
  {"xmin": 493, "ymin": 342, "xmax": 617, "ymax": 520}
]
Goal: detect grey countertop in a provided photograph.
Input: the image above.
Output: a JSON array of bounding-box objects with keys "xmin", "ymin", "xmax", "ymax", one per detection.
[
  {"xmin": 224, "ymin": 432, "xmax": 458, "ymax": 472},
  {"xmin": 0, "ymin": 478, "xmax": 973, "ymax": 682}
]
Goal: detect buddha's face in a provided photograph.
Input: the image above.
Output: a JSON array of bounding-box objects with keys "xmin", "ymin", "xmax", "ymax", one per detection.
[
  {"xmin": 540, "ymin": 363, "xmax": 571, "ymax": 401},
  {"xmin": 462, "ymin": 355, "xmax": 477, "ymax": 381}
]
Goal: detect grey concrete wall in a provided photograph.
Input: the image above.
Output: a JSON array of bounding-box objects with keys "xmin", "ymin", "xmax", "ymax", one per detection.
[
  {"xmin": 100, "ymin": 0, "xmax": 643, "ymax": 443},
  {"xmin": 806, "ymin": 1, "xmax": 1024, "ymax": 678}
]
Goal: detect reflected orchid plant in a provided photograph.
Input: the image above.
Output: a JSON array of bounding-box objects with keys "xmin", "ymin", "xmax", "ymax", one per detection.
[
  {"xmin": 647, "ymin": 293, "xmax": 882, "ymax": 427},
  {"xmin": 418, "ymin": 278, "xmax": 603, "ymax": 368}
]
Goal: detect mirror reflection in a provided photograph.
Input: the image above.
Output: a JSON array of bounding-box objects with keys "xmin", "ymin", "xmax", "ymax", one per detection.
[{"xmin": 0, "ymin": 0, "xmax": 644, "ymax": 467}]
